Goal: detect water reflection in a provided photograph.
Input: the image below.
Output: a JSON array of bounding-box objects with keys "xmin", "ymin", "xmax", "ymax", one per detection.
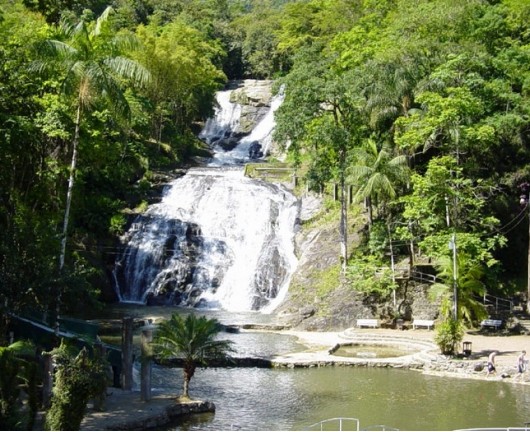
[
  {"xmin": 150, "ymin": 366, "xmax": 530, "ymax": 431},
  {"xmin": 92, "ymin": 305, "xmax": 530, "ymax": 431}
]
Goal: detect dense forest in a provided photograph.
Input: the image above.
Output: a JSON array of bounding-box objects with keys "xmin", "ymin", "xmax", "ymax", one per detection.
[{"xmin": 1, "ymin": 0, "xmax": 530, "ymax": 340}]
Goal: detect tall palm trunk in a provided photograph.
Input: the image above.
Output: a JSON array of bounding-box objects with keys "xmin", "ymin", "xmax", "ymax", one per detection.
[
  {"xmin": 59, "ymin": 102, "xmax": 82, "ymax": 272},
  {"xmin": 56, "ymin": 100, "xmax": 82, "ymax": 329}
]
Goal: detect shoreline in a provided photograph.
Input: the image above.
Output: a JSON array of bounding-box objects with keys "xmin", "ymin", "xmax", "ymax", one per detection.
[{"xmin": 275, "ymin": 328, "xmax": 530, "ymax": 384}]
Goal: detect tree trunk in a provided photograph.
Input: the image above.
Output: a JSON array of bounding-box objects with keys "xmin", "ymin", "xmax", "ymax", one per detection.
[
  {"xmin": 182, "ymin": 363, "xmax": 196, "ymax": 398},
  {"xmin": 367, "ymin": 196, "xmax": 373, "ymax": 226},
  {"xmin": 59, "ymin": 102, "xmax": 82, "ymax": 272}
]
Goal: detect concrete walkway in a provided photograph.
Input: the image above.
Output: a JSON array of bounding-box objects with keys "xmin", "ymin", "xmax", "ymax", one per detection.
[
  {"xmin": 81, "ymin": 390, "xmax": 214, "ymax": 431},
  {"xmin": 273, "ymin": 328, "xmax": 530, "ymax": 382}
]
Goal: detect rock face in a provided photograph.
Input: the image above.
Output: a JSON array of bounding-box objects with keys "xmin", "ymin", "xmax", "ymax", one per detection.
[
  {"xmin": 275, "ymin": 191, "xmax": 441, "ymax": 331},
  {"xmin": 228, "ymin": 79, "xmax": 274, "ymax": 134}
]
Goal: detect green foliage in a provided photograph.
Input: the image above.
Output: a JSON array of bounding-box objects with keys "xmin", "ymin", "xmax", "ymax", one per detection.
[
  {"xmin": 434, "ymin": 317, "xmax": 465, "ymax": 355},
  {"xmin": 313, "ymin": 264, "xmax": 341, "ymax": 299},
  {"xmin": 0, "ymin": 341, "xmax": 37, "ymax": 430},
  {"xmin": 109, "ymin": 213, "xmax": 127, "ymax": 236},
  {"xmin": 44, "ymin": 341, "xmax": 109, "ymax": 431},
  {"xmin": 153, "ymin": 314, "xmax": 234, "ymax": 398},
  {"xmin": 346, "ymin": 254, "xmax": 395, "ymax": 297},
  {"xmin": 348, "ymin": 138, "xmax": 409, "ymax": 223},
  {"xmin": 133, "ymin": 16, "xmax": 225, "ymax": 142},
  {"xmin": 428, "ymin": 253, "xmax": 488, "ymax": 325},
  {"xmin": 400, "ymin": 156, "xmax": 506, "ymax": 268}
]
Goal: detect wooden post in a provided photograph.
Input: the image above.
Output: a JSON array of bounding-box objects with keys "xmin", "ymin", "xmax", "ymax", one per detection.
[
  {"xmin": 94, "ymin": 342, "xmax": 107, "ymax": 410},
  {"xmin": 140, "ymin": 325, "xmax": 154, "ymax": 401},
  {"xmin": 121, "ymin": 317, "xmax": 134, "ymax": 391},
  {"xmin": 42, "ymin": 353, "xmax": 53, "ymax": 408}
]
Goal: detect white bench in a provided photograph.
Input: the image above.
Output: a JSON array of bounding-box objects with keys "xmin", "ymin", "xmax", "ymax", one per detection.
[
  {"xmin": 481, "ymin": 319, "xmax": 503, "ymax": 330},
  {"xmin": 356, "ymin": 319, "xmax": 379, "ymax": 328},
  {"xmin": 412, "ymin": 319, "xmax": 435, "ymax": 330}
]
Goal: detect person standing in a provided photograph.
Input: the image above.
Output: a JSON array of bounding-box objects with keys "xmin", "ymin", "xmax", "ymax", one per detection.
[
  {"xmin": 515, "ymin": 350, "xmax": 527, "ymax": 381},
  {"xmin": 486, "ymin": 351, "xmax": 498, "ymax": 377}
]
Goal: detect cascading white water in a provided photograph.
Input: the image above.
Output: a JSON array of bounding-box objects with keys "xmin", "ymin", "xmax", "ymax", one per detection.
[{"xmin": 113, "ymin": 84, "xmax": 298, "ymax": 312}]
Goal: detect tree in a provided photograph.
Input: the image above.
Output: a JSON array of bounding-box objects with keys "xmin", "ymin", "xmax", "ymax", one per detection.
[
  {"xmin": 430, "ymin": 253, "xmax": 488, "ymax": 326},
  {"xmin": 153, "ymin": 314, "xmax": 234, "ymax": 400},
  {"xmin": 349, "ymin": 138, "xmax": 409, "ymax": 225},
  {"xmin": 134, "ymin": 16, "xmax": 225, "ymax": 146},
  {"xmin": 0, "ymin": 340, "xmax": 37, "ymax": 430},
  {"xmin": 429, "ymin": 253, "xmax": 485, "ymax": 355},
  {"xmin": 44, "ymin": 341, "xmax": 108, "ymax": 431},
  {"xmin": 31, "ymin": 6, "xmax": 149, "ymax": 314},
  {"xmin": 400, "ymin": 156, "xmax": 506, "ymax": 267},
  {"xmin": 275, "ymin": 45, "xmax": 367, "ymax": 272}
]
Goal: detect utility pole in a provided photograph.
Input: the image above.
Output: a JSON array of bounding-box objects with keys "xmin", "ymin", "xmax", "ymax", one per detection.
[
  {"xmin": 449, "ymin": 234, "xmax": 458, "ymax": 320},
  {"xmin": 388, "ymin": 225, "xmax": 396, "ymax": 309},
  {"xmin": 525, "ymin": 192, "xmax": 530, "ymax": 314},
  {"xmin": 519, "ymin": 190, "xmax": 530, "ymax": 313},
  {"xmin": 446, "ymin": 194, "xmax": 458, "ymax": 320}
]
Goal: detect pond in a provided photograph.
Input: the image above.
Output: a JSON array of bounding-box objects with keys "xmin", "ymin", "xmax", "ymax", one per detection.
[
  {"xmin": 92, "ymin": 305, "xmax": 530, "ymax": 430},
  {"xmin": 149, "ymin": 365, "xmax": 530, "ymax": 431},
  {"xmin": 331, "ymin": 343, "xmax": 417, "ymax": 359}
]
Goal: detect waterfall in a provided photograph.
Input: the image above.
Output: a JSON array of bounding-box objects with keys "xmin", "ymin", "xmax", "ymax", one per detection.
[{"xmin": 113, "ymin": 84, "xmax": 298, "ymax": 312}]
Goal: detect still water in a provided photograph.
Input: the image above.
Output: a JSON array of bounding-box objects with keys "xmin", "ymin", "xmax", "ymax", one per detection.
[
  {"xmin": 150, "ymin": 365, "xmax": 530, "ymax": 431},
  {"xmin": 96, "ymin": 306, "xmax": 530, "ymax": 431}
]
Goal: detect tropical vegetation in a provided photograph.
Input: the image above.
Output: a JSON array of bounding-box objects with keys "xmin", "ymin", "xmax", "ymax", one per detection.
[
  {"xmin": 1, "ymin": 0, "xmax": 530, "ymax": 413},
  {"xmin": 152, "ymin": 314, "xmax": 234, "ymax": 399}
]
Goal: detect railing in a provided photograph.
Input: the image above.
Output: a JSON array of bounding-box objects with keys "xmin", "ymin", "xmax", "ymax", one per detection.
[
  {"xmin": 481, "ymin": 293, "xmax": 513, "ymax": 313},
  {"xmin": 410, "ymin": 270, "xmax": 438, "ymax": 285},
  {"xmin": 305, "ymin": 417, "xmax": 360, "ymax": 431}
]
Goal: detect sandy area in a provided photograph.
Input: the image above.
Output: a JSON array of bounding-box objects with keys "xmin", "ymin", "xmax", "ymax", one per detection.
[{"xmin": 279, "ymin": 328, "xmax": 530, "ymax": 382}]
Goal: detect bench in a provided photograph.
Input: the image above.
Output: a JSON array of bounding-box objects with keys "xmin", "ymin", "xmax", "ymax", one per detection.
[
  {"xmin": 356, "ymin": 319, "xmax": 379, "ymax": 328},
  {"xmin": 480, "ymin": 319, "xmax": 503, "ymax": 330},
  {"xmin": 412, "ymin": 319, "xmax": 435, "ymax": 330}
]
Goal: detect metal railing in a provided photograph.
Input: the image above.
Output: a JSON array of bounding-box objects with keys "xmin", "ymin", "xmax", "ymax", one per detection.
[
  {"xmin": 410, "ymin": 270, "xmax": 438, "ymax": 285},
  {"xmin": 306, "ymin": 417, "xmax": 360, "ymax": 431},
  {"xmin": 481, "ymin": 293, "xmax": 513, "ymax": 313}
]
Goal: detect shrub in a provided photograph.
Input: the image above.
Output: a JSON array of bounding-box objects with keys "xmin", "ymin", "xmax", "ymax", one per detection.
[{"xmin": 434, "ymin": 318, "xmax": 464, "ymax": 355}]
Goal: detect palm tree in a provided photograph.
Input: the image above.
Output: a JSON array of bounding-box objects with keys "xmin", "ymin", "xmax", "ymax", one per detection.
[
  {"xmin": 349, "ymin": 138, "xmax": 409, "ymax": 225},
  {"xmin": 32, "ymin": 7, "xmax": 150, "ymax": 274},
  {"xmin": 153, "ymin": 314, "xmax": 234, "ymax": 400},
  {"xmin": 429, "ymin": 252, "xmax": 488, "ymax": 326}
]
